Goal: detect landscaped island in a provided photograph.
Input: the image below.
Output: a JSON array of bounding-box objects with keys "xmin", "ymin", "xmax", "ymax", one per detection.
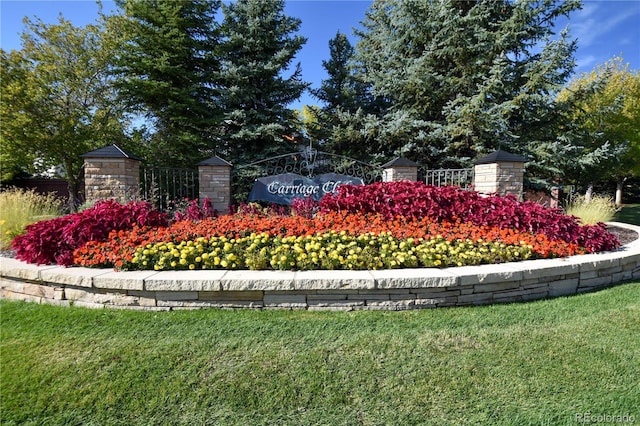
[{"xmin": 11, "ymin": 182, "xmax": 620, "ymax": 272}]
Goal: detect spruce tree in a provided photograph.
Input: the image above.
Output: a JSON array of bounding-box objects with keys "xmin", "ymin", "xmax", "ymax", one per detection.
[
  {"xmin": 112, "ymin": 0, "xmax": 223, "ymax": 167},
  {"xmin": 353, "ymin": 0, "xmax": 581, "ymax": 169},
  {"xmin": 311, "ymin": 31, "xmax": 362, "ymax": 113},
  {"xmin": 311, "ymin": 31, "xmax": 383, "ymax": 159},
  {"xmin": 217, "ymin": 0, "xmax": 309, "ymax": 165}
]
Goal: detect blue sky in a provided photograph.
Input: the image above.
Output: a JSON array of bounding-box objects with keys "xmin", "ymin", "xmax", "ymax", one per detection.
[{"xmin": 1, "ymin": 0, "xmax": 638, "ymax": 110}]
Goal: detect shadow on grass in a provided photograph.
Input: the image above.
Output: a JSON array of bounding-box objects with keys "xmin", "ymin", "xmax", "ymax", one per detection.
[{"xmin": 614, "ymin": 204, "xmax": 640, "ymax": 226}]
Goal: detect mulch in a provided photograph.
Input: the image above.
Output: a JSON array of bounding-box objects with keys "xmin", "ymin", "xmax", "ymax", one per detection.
[{"xmin": 607, "ymin": 225, "xmax": 639, "ymax": 246}]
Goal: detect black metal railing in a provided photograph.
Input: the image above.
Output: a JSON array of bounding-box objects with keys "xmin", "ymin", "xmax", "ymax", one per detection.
[
  {"xmin": 424, "ymin": 168, "xmax": 474, "ymax": 189},
  {"xmin": 140, "ymin": 167, "xmax": 198, "ymax": 211}
]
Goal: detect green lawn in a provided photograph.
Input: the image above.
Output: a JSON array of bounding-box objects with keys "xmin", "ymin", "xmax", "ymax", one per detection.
[
  {"xmin": 2, "ymin": 282, "xmax": 639, "ymax": 425},
  {"xmin": 615, "ymin": 204, "xmax": 640, "ymax": 226}
]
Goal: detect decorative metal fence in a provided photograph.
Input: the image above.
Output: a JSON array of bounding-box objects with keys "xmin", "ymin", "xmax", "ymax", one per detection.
[
  {"xmin": 237, "ymin": 148, "xmax": 383, "ymax": 181},
  {"xmin": 233, "ymin": 148, "xmax": 383, "ymax": 204},
  {"xmin": 424, "ymin": 168, "xmax": 474, "ymax": 189},
  {"xmin": 140, "ymin": 167, "xmax": 198, "ymax": 211}
]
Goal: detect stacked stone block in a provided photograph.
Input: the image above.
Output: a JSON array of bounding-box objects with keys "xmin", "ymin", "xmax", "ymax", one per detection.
[
  {"xmin": 473, "ymin": 161, "xmax": 525, "ymax": 197},
  {"xmin": 2, "ymin": 222, "xmax": 638, "ymax": 311},
  {"xmin": 382, "ymin": 157, "xmax": 420, "ymax": 182},
  {"xmin": 83, "ymin": 158, "xmax": 141, "ymax": 204},
  {"xmin": 472, "ymin": 149, "xmax": 527, "ymax": 198},
  {"xmin": 81, "ymin": 145, "xmax": 142, "ymax": 205},
  {"xmin": 197, "ymin": 156, "xmax": 233, "ymax": 214}
]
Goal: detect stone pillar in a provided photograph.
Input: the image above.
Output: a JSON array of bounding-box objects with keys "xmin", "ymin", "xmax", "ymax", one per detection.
[
  {"xmin": 81, "ymin": 144, "xmax": 142, "ymax": 205},
  {"xmin": 473, "ymin": 149, "xmax": 527, "ymax": 198},
  {"xmin": 197, "ymin": 156, "xmax": 233, "ymax": 214},
  {"xmin": 381, "ymin": 157, "xmax": 420, "ymax": 182}
]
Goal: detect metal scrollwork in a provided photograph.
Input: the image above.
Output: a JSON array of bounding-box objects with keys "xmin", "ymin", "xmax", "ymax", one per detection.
[
  {"xmin": 238, "ymin": 150, "xmax": 383, "ymax": 183},
  {"xmin": 424, "ymin": 168, "xmax": 474, "ymax": 189}
]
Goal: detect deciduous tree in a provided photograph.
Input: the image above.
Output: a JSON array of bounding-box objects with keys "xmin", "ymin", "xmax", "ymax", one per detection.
[
  {"xmin": 0, "ymin": 15, "xmax": 128, "ymax": 203},
  {"xmin": 556, "ymin": 57, "xmax": 640, "ymax": 204}
]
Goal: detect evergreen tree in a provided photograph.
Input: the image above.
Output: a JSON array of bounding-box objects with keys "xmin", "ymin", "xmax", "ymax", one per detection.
[
  {"xmin": 353, "ymin": 0, "xmax": 581, "ymax": 168},
  {"xmin": 311, "ymin": 31, "xmax": 383, "ymax": 158},
  {"xmin": 311, "ymin": 31, "xmax": 362, "ymax": 113},
  {"xmin": 112, "ymin": 0, "xmax": 223, "ymax": 167},
  {"xmin": 217, "ymin": 0, "xmax": 309, "ymax": 165}
]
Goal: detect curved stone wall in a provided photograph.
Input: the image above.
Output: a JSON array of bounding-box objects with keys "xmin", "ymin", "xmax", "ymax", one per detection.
[{"xmin": 1, "ymin": 222, "xmax": 639, "ymax": 311}]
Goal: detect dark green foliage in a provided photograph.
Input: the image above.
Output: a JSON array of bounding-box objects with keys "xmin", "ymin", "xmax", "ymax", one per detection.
[
  {"xmin": 217, "ymin": 0, "xmax": 309, "ymax": 165},
  {"xmin": 311, "ymin": 31, "xmax": 363, "ymax": 114},
  {"xmin": 311, "ymin": 31, "xmax": 387, "ymax": 160},
  {"xmin": 112, "ymin": 0, "xmax": 224, "ymax": 167},
  {"xmin": 346, "ymin": 0, "xmax": 581, "ymax": 170}
]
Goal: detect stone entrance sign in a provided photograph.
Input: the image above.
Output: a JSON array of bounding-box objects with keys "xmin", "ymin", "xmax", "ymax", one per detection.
[{"xmin": 248, "ymin": 172, "xmax": 364, "ymax": 205}]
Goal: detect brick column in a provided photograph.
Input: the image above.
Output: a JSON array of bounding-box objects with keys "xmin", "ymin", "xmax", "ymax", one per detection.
[
  {"xmin": 473, "ymin": 149, "xmax": 527, "ymax": 198},
  {"xmin": 81, "ymin": 145, "xmax": 142, "ymax": 205},
  {"xmin": 381, "ymin": 157, "xmax": 420, "ymax": 182},
  {"xmin": 197, "ymin": 156, "xmax": 232, "ymax": 214}
]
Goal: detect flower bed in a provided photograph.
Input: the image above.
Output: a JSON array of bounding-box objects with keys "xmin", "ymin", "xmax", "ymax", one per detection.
[{"xmin": 12, "ymin": 182, "xmax": 620, "ymax": 271}]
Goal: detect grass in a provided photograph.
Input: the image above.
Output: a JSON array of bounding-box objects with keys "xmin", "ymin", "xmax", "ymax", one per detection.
[
  {"xmin": 0, "ymin": 188, "xmax": 64, "ymax": 249},
  {"xmin": 2, "ymin": 283, "xmax": 639, "ymax": 425},
  {"xmin": 614, "ymin": 204, "xmax": 640, "ymax": 226},
  {"xmin": 565, "ymin": 194, "xmax": 618, "ymax": 225}
]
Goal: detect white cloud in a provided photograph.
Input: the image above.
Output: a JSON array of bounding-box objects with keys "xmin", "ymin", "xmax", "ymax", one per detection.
[
  {"xmin": 570, "ymin": 3, "xmax": 640, "ymax": 47},
  {"xmin": 576, "ymin": 54, "xmax": 597, "ymax": 70},
  {"xmin": 579, "ymin": 2, "xmax": 599, "ymax": 19}
]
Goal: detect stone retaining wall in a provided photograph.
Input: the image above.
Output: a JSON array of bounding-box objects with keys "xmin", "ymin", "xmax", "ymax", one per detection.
[{"xmin": 2, "ymin": 223, "xmax": 639, "ymax": 311}]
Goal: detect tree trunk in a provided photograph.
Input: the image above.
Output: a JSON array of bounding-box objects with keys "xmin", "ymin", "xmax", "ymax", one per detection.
[
  {"xmin": 585, "ymin": 183, "xmax": 594, "ymax": 203},
  {"xmin": 64, "ymin": 158, "xmax": 82, "ymax": 212},
  {"xmin": 615, "ymin": 176, "xmax": 627, "ymax": 207}
]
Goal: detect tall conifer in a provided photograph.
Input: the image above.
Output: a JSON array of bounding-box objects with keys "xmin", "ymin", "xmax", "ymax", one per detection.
[
  {"xmin": 218, "ymin": 0, "xmax": 308, "ymax": 164},
  {"xmin": 353, "ymin": 0, "xmax": 581, "ymax": 168},
  {"xmin": 112, "ymin": 0, "xmax": 223, "ymax": 167}
]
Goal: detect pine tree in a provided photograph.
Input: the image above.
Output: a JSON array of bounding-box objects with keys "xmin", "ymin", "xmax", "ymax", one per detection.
[
  {"xmin": 112, "ymin": 0, "xmax": 223, "ymax": 167},
  {"xmin": 311, "ymin": 31, "xmax": 362, "ymax": 113},
  {"xmin": 217, "ymin": 0, "xmax": 309, "ymax": 165}
]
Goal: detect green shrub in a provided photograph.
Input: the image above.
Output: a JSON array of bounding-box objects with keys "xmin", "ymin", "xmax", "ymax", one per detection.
[
  {"xmin": 565, "ymin": 194, "xmax": 618, "ymax": 225},
  {"xmin": 0, "ymin": 188, "xmax": 64, "ymax": 249}
]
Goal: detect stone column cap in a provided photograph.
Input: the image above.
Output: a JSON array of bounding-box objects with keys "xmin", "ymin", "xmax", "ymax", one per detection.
[
  {"xmin": 197, "ymin": 156, "xmax": 233, "ymax": 167},
  {"xmin": 381, "ymin": 157, "xmax": 420, "ymax": 168},
  {"xmin": 81, "ymin": 144, "xmax": 142, "ymax": 161},
  {"xmin": 474, "ymin": 149, "xmax": 528, "ymax": 165}
]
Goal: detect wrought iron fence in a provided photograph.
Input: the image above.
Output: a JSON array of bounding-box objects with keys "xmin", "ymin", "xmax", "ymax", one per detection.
[
  {"xmin": 140, "ymin": 167, "xmax": 198, "ymax": 211},
  {"xmin": 233, "ymin": 148, "xmax": 383, "ymax": 204},
  {"xmin": 424, "ymin": 168, "xmax": 474, "ymax": 189}
]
